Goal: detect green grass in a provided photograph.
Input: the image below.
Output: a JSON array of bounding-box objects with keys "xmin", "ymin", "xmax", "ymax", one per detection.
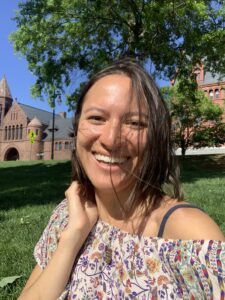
[{"xmin": 0, "ymin": 156, "xmax": 224, "ymax": 299}]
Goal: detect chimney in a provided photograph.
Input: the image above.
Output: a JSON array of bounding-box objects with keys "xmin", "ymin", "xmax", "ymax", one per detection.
[{"xmin": 59, "ymin": 112, "xmax": 67, "ymax": 119}]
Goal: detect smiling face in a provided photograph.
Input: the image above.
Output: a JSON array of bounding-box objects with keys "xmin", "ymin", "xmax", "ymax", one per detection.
[{"xmin": 76, "ymin": 74, "xmax": 148, "ymax": 196}]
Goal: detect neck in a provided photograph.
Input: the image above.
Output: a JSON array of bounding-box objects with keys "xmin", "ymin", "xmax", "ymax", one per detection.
[
  {"xmin": 95, "ymin": 189, "xmax": 126, "ymax": 223},
  {"xmin": 94, "ymin": 188, "xmax": 147, "ymax": 233}
]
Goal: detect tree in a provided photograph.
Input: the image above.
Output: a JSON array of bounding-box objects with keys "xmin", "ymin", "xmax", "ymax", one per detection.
[
  {"xmin": 10, "ymin": 0, "xmax": 225, "ymax": 107},
  {"xmin": 162, "ymin": 84, "xmax": 225, "ymax": 155}
]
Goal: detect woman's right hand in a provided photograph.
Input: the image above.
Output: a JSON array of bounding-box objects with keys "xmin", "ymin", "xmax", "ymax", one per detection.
[
  {"xmin": 18, "ymin": 181, "xmax": 98, "ymax": 300},
  {"xmin": 64, "ymin": 181, "xmax": 98, "ymax": 241}
]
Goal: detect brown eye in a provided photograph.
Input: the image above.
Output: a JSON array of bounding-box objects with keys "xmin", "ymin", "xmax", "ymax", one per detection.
[
  {"xmin": 88, "ymin": 116, "xmax": 105, "ymax": 124},
  {"xmin": 127, "ymin": 120, "xmax": 147, "ymax": 129}
]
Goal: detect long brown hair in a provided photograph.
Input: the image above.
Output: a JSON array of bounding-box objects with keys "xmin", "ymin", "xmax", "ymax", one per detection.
[{"xmin": 71, "ymin": 58, "xmax": 181, "ymax": 216}]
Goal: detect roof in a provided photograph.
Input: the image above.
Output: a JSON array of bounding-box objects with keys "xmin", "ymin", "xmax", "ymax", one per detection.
[
  {"xmin": 0, "ymin": 76, "xmax": 12, "ymax": 99},
  {"xmin": 28, "ymin": 116, "xmax": 42, "ymax": 127},
  {"xmin": 44, "ymin": 117, "xmax": 73, "ymax": 141},
  {"xmin": 19, "ymin": 103, "xmax": 61, "ymax": 125},
  {"xmin": 200, "ymin": 72, "xmax": 225, "ymax": 85}
]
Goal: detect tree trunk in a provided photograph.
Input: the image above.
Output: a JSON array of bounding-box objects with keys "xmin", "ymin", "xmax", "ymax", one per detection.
[
  {"xmin": 181, "ymin": 147, "xmax": 186, "ymax": 156},
  {"xmin": 181, "ymin": 139, "xmax": 186, "ymax": 156}
]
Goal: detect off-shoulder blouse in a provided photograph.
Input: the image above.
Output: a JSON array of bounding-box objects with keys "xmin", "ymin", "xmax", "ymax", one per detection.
[{"xmin": 34, "ymin": 199, "xmax": 225, "ymax": 299}]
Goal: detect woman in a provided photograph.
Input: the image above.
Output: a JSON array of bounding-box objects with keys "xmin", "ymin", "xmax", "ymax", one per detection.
[{"xmin": 19, "ymin": 59, "xmax": 225, "ymax": 299}]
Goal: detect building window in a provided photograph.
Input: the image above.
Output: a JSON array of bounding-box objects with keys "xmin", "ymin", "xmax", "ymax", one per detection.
[
  {"xmin": 0, "ymin": 104, "xmax": 2, "ymax": 125},
  {"xmin": 8, "ymin": 126, "xmax": 11, "ymax": 140},
  {"xmin": 215, "ymin": 89, "xmax": 220, "ymax": 99},
  {"xmin": 12, "ymin": 125, "xmax": 15, "ymax": 140},
  {"xmin": 58, "ymin": 142, "xmax": 62, "ymax": 151},
  {"xmin": 196, "ymin": 72, "xmax": 200, "ymax": 81},
  {"xmin": 4, "ymin": 126, "xmax": 7, "ymax": 140},
  {"xmin": 209, "ymin": 90, "xmax": 214, "ymax": 99},
  {"xmin": 55, "ymin": 142, "xmax": 59, "ymax": 151},
  {"xmin": 70, "ymin": 142, "xmax": 74, "ymax": 150},
  {"xmin": 65, "ymin": 141, "xmax": 69, "ymax": 150},
  {"xmin": 36, "ymin": 129, "xmax": 39, "ymax": 136},
  {"xmin": 16, "ymin": 125, "xmax": 19, "ymax": 140},
  {"xmin": 19, "ymin": 125, "xmax": 23, "ymax": 139},
  {"xmin": 28, "ymin": 129, "xmax": 30, "ymax": 135}
]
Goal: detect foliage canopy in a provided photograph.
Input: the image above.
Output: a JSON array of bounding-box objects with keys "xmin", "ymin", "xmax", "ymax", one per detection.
[
  {"xmin": 11, "ymin": 0, "xmax": 225, "ymax": 107},
  {"xmin": 162, "ymin": 84, "xmax": 225, "ymax": 155}
]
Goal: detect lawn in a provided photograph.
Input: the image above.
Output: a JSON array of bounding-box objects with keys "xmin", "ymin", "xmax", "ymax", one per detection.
[{"xmin": 0, "ymin": 155, "xmax": 225, "ymax": 299}]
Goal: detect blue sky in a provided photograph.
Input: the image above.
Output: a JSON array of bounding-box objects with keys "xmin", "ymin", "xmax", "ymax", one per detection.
[
  {"xmin": 0, "ymin": 1, "xmax": 168, "ymax": 119},
  {"xmin": 0, "ymin": 0, "xmax": 73, "ymax": 117}
]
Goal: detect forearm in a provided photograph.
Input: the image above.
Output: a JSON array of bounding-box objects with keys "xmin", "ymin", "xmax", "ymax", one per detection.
[{"xmin": 18, "ymin": 231, "xmax": 85, "ymax": 300}]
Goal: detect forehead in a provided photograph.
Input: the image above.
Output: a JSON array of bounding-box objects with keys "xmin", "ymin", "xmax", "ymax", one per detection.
[{"xmin": 82, "ymin": 74, "xmax": 146, "ymax": 112}]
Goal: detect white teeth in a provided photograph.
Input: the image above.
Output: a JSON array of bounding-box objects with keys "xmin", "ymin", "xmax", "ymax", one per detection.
[{"xmin": 94, "ymin": 154, "xmax": 127, "ymax": 164}]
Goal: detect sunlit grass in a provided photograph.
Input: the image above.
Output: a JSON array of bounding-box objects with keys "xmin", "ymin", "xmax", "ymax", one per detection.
[{"xmin": 0, "ymin": 155, "xmax": 224, "ymax": 299}]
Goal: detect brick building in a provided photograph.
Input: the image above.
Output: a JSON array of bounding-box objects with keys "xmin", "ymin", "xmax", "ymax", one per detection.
[
  {"xmin": 196, "ymin": 65, "xmax": 225, "ymax": 109},
  {"xmin": 0, "ymin": 68, "xmax": 224, "ymax": 161},
  {"xmin": 0, "ymin": 76, "xmax": 73, "ymax": 161}
]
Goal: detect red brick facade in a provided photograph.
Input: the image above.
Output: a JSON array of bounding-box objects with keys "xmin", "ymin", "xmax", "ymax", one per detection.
[
  {"xmin": 1, "ymin": 69, "xmax": 224, "ymax": 161},
  {"xmin": 0, "ymin": 77, "xmax": 73, "ymax": 161},
  {"xmin": 196, "ymin": 65, "xmax": 225, "ymax": 109}
]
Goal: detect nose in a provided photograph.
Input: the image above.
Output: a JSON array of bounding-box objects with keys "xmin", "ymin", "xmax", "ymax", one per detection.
[{"xmin": 99, "ymin": 121, "xmax": 122, "ymax": 150}]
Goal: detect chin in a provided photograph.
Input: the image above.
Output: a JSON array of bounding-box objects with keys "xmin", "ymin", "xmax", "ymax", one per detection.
[{"xmin": 89, "ymin": 174, "xmax": 135, "ymax": 195}]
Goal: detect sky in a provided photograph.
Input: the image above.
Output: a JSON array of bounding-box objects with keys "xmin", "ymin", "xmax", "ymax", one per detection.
[
  {"xmin": 0, "ymin": 1, "xmax": 168, "ymax": 119},
  {"xmin": 0, "ymin": 0, "xmax": 73, "ymax": 117}
]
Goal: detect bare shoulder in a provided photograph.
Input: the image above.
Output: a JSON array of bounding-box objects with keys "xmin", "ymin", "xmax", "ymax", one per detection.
[{"xmin": 162, "ymin": 203, "xmax": 225, "ymax": 241}]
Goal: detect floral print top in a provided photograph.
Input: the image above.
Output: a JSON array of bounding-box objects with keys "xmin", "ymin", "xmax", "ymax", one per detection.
[{"xmin": 34, "ymin": 199, "xmax": 225, "ymax": 299}]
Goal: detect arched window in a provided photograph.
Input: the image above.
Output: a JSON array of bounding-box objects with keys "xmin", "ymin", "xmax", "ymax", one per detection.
[
  {"xmin": 8, "ymin": 126, "xmax": 11, "ymax": 140},
  {"xmin": 16, "ymin": 125, "xmax": 19, "ymax": 140},
  {"xmin": 215, "ymin": 89, "xmax": 220, "ymax": 99},
  {"xmin": 19, "ymin": 125, "xmax": 23, "ymax": 139},
  {"xmin": 58, "ymin": 142, "xmax": 62, "ymax": 151},
  {"xmin": 209, "ymin": 90, "xmax": 214, "ymax": 99},
  {"xmin": 196, "ymin": 72, "xmax": 201, "ymax": 81},
  {"xmin": 70, "ymin": 142, "xmax": 74, "ymax": 150},
  {"xmin": 12, "ymin": 125, "xmax": 15, "ymax": 140},
  {"xmin": 55, "ymin": 142, "xmax": 58, "ymax": 151},
  {"xmin": 0, "ymin": 105, "xmax": 2, "ymax": 125},
  {"xmin": 65, "ymin": 141, "xmax": 69, "ymax": 149},
  {"xmin": 4, "ymin": 126, "xmax": 7, "ymax": 140},
  {"xmin": 36, "ymin": 129, "xmax": 39, "ymax": 136}
]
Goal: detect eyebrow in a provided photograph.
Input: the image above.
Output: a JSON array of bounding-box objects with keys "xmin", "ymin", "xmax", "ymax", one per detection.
[
  {"xmin": 124, "ymin": 112, "xmax": 149, "ymax": 119},
  {"xmin": 83, "ymin": 107, "xmax": 106, "ymax": 114},
  {"xmin": 84, "ymin": 107, "xmax": 148, "ymax": 118}
]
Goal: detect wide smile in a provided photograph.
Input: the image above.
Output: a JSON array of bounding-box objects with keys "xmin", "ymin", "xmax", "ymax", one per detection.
[{"xmin": 93, "ymin": 152, "xmax": 130, "ymax": 166}]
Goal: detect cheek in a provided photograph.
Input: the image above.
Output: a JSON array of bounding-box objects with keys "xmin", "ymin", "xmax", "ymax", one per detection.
[
  {"xmin": 139, "ymin": 131, "xmax": 148, "ymax": 153},
  {"xmin": 76, "ymin": 122, "xmax": 99, "ymax": 150},
  {"xmin": 126, "ymin": 130, "xmax": 147, "ymax": 154}
]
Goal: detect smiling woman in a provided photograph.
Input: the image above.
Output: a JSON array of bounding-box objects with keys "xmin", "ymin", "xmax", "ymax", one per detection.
[
  {"xmin": 76, "ymin": 74, "xmax": 148, "ymax": 202},
  {"xmin": 18, "ymin": 59, "xmax": 225, "ymax": 300}
]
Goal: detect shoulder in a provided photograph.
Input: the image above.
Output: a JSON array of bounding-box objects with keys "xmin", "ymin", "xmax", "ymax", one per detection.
[
  {"xmin": 46, "ymin": 198, "xmax": 69, "ymax": 235},
  {"xmin": 162, "ymin": 202, "xmax": 225, "ymax": 241},
  {"xmin": 34, "ymin": 199, "xmax": 69, "ymax": 268}
]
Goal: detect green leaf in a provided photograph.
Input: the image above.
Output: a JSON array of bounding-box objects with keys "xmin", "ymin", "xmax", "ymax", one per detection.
[
  {"xmin": 0, "ymin": 275, "xmax": 23, "ymax": 288},
  {"xmin": 10, "ymin": 0, "xmax": 225, "ymax": 109}
]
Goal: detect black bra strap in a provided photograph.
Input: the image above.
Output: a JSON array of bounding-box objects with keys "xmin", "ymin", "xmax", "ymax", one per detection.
[{"xmin": 157, "ymin": 204, "xmax": 201, "ymax": 238}]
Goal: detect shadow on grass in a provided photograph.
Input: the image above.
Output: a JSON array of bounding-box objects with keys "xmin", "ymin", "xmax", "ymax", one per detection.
[
  {"xmin": 0, "ymin": 160, "xmax": 71, "ymax": 210},
  {"xmin": 0, "ymin": 154, "xmax": 224, "ymax": 211},
  {"xmin": 178, "ymin": 154, "xmax": 225, "ymax": 182}
]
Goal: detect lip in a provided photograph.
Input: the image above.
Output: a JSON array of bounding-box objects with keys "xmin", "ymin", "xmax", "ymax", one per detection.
[
  {"xmin": 92, "ymin": 151, "xmax": 130, "ymax": 171},
  {"xmin": 94, "ymin": 153, "xmax": 128, "ymax": 164}
]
